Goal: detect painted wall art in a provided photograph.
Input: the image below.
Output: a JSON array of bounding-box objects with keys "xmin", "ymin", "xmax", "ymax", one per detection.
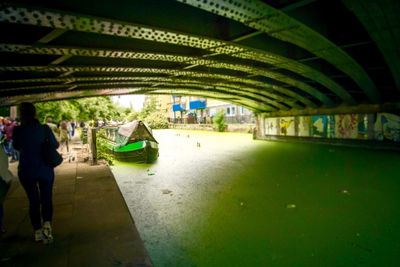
[
  {"xmin": 263, "ymin": 112, "xmax": 399, "ymax": 142},
  {"xmin": 374, "ymin": 113, "xmax": 400, "ymax": 141},
  {"xmin": 335, "ymin": 114, "xmax": 358, "ymax": 139},
  {"xmin": 265, "ymin": 118, "xmax": 278, "ymax": 135},
  {"xmin": 298, "ymin": 116, "xmax": 311, "ymax": 136},
  {"xmin": 311, "ymin": 115, "xmax": 328, "ymax": 138},
  {"xmin": 279, "ymin": 117, "xmax": 295, "ymax": 136}
]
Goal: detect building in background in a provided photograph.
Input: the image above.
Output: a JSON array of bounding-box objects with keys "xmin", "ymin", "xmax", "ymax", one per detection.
[{"xmin": 158, "ymin": 95, "xmax": 254, "ymax": 124}]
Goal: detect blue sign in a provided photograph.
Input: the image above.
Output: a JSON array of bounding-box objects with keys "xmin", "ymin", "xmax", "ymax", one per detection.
[
  {"xmin": 173, "ymin": 104, "xmax": 184, "ymax": 112},
  {"xmin": 189, "ymin": 100, "xmax": 206, "ymax": 109}
]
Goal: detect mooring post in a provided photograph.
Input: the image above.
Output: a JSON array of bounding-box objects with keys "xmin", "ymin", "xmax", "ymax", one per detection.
[{"xmin": 89, "ymin": 127, "xmax": 98, "ymax": 165}]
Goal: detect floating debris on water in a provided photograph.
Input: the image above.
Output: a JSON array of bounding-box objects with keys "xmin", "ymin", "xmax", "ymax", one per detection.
[
  {"xmin": 240, "ymin": 202, "xmax": 244, "ymax": 206},
  {"xmin": 286, "ymin": 204, "xmax": 296, "ymax": 209},
  {"xmin": 147, "ymin": 169, "xmax": 155, "ymax": 176},
  {"xmin": 76, "ymin": 176, "xmax": 83, "ymax": 179},
  {"xmin": 162, "ymin": 189, "xmax": 172, "ymax": 194},
  {"xmin": 341, "ymin": 189, "xmax": 350, "ymax": 195}
]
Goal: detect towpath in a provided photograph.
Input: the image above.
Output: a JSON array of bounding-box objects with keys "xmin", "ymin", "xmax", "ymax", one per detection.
[{"xmin": 0, "ymin": 137, "xmax": 152, "ymax": 267}]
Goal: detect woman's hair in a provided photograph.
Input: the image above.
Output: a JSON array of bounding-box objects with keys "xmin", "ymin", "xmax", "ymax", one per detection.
[{"xmin": 19, "ymin": 102, "xmax": 37, "ymax": 125}]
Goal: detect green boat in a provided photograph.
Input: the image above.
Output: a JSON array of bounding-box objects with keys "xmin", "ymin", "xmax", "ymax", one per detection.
[{"xmin": 101, "ymin": 120, "xmax": 159, "ymax": 162}]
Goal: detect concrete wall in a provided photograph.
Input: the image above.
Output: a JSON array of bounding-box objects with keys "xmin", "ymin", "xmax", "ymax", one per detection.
[
  {"xmin": 257, "ymin": 113, "xmax": 400, "ymax": 142},
  {"xmin": 168, "ymin": 123, "xmax": 254, "ymax": 133}
]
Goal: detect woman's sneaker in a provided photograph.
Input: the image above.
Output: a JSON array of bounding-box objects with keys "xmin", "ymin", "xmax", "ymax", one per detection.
[
  {"xmin": 42, "ymin": 221, "xmax": 54, "ymax": 244},
  {"xmin": 34, "ymin": 229, "xmax": 44, "ymax": 242}
]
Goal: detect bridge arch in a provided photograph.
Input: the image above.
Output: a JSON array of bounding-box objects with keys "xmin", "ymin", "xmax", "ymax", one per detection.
[{"xmin": 0, "ymin": 0, "xmax": 398, "ymax": 115}]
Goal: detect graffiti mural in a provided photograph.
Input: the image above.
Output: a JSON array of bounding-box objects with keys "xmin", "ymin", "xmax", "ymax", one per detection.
[
  {"xmin": 357, "ymin": 114, "xmax": 368, "ymax": 139},
  {"xmin": 335, "ymin": 114, "xmax": 358, "ymax": 139},
  {"xmin": 311, "ymin": 115, "xmax": 328, "ymax": 137},
  {"xmin": 298, "ymin": 116, "xmax": 311, "ymax": 136},
  {"xmin": 279, "ymin": 117, "xmax": 295, "ymax": 136},
  {"xmin": 374, "ymin": 113, "xmax": 400, "ymax": 141},
  {"xmin": 263, "ymin": 113, "xmax": 399, "ymax": 142},
  {"xmin": 265, "ymin": 118, "xmax": 278, "ymax": 135},
  {"xmin": 327, "ymin": 115, "xmax": 336, "ymax": 138}
]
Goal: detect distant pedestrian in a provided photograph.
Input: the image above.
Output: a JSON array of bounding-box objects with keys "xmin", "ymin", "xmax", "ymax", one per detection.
[
  {"xmin": 66, "ymin": 121, "xmax": 73, "ymax": 140},
  {"xmin": 0, "ymin": 117, "xmax": 5, "ymax": 145},
  {"xmin": 3, "ymin": 118, "xmax": 19, "ymax": 163},
  {"xmin": 13, "ymin": 102, "xmax": 59, "ymax": 244},
  {"xmin": 46, "ymin": 116, "xmax": 59, "ymax": 140},
  {"xmin": 59, "ymin": 120, "xmax": 69, "ymax": 155},
  {"xmin": 70, "ymin": 121, "xmax": 76, "ymax": 137},
  {"xmin": 0, "ymin": 137, "xmax": 15, "ymax": 233}
]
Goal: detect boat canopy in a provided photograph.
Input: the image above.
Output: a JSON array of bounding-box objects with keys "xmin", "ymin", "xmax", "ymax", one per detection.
[
  {"xmin": 110, "ymin": 120, "xmax": 158, "ymax": 146},
  {"xmin": 118, "ymin": 121, "xmax": 140, "ymax": 137}
]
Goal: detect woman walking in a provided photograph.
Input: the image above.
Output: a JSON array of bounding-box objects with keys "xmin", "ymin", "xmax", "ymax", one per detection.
[{"xmin": 13, "ymin": 102, "xmax": 59, "ymax": 244}]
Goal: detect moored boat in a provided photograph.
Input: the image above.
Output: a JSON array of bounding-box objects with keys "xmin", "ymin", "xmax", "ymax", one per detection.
[{"xmin": 100, "ymin": 120, "xmax": 159, "ymax": 162}]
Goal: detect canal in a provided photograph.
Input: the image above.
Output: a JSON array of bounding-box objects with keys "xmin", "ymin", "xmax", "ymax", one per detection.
[{"xmin": 110, "ymin": 129, "xmax": 400, "ymax": 267}]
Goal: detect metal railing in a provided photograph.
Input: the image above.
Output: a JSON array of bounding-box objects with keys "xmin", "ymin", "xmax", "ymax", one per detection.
[{"xmin": 168, "ymin": 115, "xmax": 254, "ymax": 124}]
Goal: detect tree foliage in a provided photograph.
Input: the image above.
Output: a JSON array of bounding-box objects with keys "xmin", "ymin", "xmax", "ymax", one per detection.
[
  {"xmin": 0, "ymin": 106, "xmax": 10, "ymax": 117},
  {"xmin": 213, "ymin": 109, "xmax": 227, "ymax": 132},
  {"xmin": 34, "ymin": 95, "xmax": 168, "ymax": 129},
  {"xmin": 143, "ymin": 111, "xmax": 169, "ymax": 129},
  {"xmin": 135, "ymin": 96, "xmax": 169, "ymax": 129},
  {"xmin": 35, "ymin": 97, "xmax": 127, "ymax": 123}
]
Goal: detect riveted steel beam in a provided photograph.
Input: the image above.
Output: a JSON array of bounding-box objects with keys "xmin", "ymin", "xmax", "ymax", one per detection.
[
  {"xmin": 343, "ymin": 0, "xmax": 400, "ymax": 92},
  {"xmin": 0, "ymin": 44, "xmax": 324, "ymax": 107},
  {"xmin": 0, "ymin": 4, "xmax": 353, "ymax": 106},
  {"xmin": 0, "ymin": 75, "xmax": 299, "ymax": 109},
  {"xmin": 0, "ymin": 86, "xmax": 269, "ymax": 112},
  {"xmin": 177, "ymin": 0, "xmax": 379, "ymax": 102},
  {"xmin": 0, "ymin": 65, "xmax": 303, "ymax": 107},
  {"xmin": 37, "ymin": 29, "xmax": 68, "ymax": 44},
  {"xmin": 0, "ymin": 79, "xmax": 290, "ymax": 110}
]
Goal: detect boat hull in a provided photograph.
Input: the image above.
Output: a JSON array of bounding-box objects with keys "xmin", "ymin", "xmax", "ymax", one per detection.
[{"xmin": 109, "ymin": 140, "xmax": 159, "ymax": 163}]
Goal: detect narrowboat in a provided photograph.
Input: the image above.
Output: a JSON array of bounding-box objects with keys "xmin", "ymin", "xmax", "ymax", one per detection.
[{"xmin": 101, "ymin": 120, "xmax": 159, "ymax": 162}]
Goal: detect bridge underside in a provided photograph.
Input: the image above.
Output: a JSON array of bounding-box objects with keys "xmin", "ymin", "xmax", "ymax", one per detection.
[{"xmin": 0, "ymin": 0, "xmax": 399, "ymax": 115}]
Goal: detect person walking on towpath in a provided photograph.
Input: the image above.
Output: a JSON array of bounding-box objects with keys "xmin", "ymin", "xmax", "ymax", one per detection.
[
  {"xmin": 0, "ymin": 138, "xmax": 15, "ymax": 234},
  {"xmin": 59, "ymin": 119, "xmax": 69, "ymax": 155},
  {"xmin": 13, "ymin": 102, "xmax": 59, "ymax": 244},
  {"xmin": 46, "ymin": 116, "xmax": 59, "ymax": 140},
  {"xmin": 2, "ymin": 118, "xmax": 19, "ymax": 163}
]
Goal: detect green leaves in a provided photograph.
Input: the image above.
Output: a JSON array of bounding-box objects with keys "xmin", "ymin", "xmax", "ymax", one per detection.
[
  {"xmin": 35, "ymin": 97, "xmax": 125, "ymax": 123},
  {"xmin": 213, "ymin": 109, "xmax": 227, "ymax": 132}
]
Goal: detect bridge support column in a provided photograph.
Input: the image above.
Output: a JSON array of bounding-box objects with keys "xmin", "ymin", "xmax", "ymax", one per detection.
[{"xmin": 254, "ymin": 114, "xmax": 264, "ymax": 139}]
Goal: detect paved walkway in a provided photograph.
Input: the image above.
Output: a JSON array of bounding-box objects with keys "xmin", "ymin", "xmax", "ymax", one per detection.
[{"xmin": 0, "ymin": 139, "xmax": 152, "ymax": 267}]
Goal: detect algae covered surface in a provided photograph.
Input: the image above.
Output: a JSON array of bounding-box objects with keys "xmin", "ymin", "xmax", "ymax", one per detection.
[{"xmin": 111, "ymin": 129, "xmax": 400, "ymax": 267}]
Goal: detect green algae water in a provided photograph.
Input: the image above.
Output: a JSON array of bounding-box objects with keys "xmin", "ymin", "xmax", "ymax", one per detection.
[{"xmin": 111, "ymin": 129, "xmax": 400, "ymax": 267}]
